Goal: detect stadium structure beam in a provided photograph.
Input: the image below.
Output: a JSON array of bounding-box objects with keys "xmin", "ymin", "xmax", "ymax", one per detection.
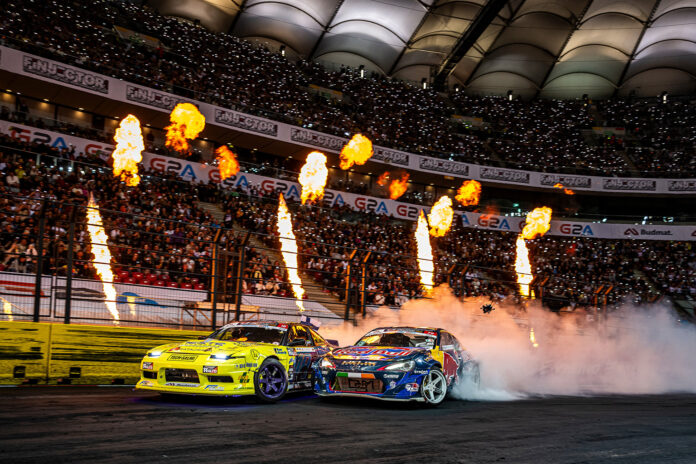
[
  {"xmin": 309, "ymin": 0, "xmax": 345, "ymax": 60},
  {"xmin": 433, "ymin": 0, "xmax": 509, "ymax": 89},
  {"xmin": 228, "ymin": 0, "xmax": 249, "ymax": 34}
]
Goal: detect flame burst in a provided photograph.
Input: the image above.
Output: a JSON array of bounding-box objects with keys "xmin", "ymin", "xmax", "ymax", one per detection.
[
  {"xmin": 2, "ymin": 297, "xmax": 13, "ymax": 321},
  {"xmin": 389, "ymin": 172, "xmax": 409, "ymax": 200},
  {"xmin": 340, "ymin": 134, "xmax": 373, "ymax": 170},
  {"xmin": 165, "ymin": 103, "xmax": 205, "ymax": 153},
  {"xmin": 428, "ymin": 196, "xmax": 454, "ymax": 237},
  {"xmin": 216, "ymin": 146, "xmax": 239, "ymax": 181},
  {"xmin": 276, "ymin": 194, "xmax": 305, "ymax": 311},
  {"xmin": 298, "ymin": 151, "xmax": 328, "ymax": 204},
  {"xmin": 111, "ymin": 114, "xmax": 144, "ymax": 186},
  {"xmin": 86, "ymin": 195, "xmax": 119, "ymax": 323},
  {"xmin": 456, "ymin": 180, "xmax": 482, "ymax": 206},
  {"xmin": 377, "ymin": 171, "xmax": 390, "ymax": 186},
  {"xmin": 529, "ymin": 327, "xmax": 539, "ymax": 348},
  {"xmin": 553, "ymin": 183, "xmax": 575, "ymax": 195},
  {"xmin": 516, "ymin": 207, "xmax": 553, "ymax": 298},
  {"xmin": 415, "ymin": 211, "xmax": 434, "ymax": 293}
]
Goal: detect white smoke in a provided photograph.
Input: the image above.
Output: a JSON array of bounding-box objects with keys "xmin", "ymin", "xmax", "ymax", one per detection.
[{"xmin": 320, "ymin": 287, "xmax": 696, "ymax": 400}]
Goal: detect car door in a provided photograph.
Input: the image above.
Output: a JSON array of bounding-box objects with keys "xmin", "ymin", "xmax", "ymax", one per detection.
[
  {"xmin": 439, "ymin": 331, "xmax": 464, "ymax": 386},
  {"xmin": 286, "ymin": 324, "xmax": 315, "ymax": 385}
]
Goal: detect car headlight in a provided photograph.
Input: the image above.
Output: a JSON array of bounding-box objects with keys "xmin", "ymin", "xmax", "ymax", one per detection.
[
  {"xmin": 384, "ymin": 360, "xmax": 415, "ymax": 372},
  {"xmin": 320, "ymin": 358, "xmax": 336, "ymax": 369},
  {"xmin": 147, "ymin": 350, "xmax": 163, "ymax": 358},
  {"xmin": 209, "ymin": 353, "xmax": 234, "ymax": 361}
]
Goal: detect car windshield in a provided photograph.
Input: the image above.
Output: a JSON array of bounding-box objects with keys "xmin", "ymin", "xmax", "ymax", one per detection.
[
  {"xmin": 210, "ymin": 326, "xmax": 286, "ymax": 344},
  {"xmin": 355, "ymin": 330, "xmax": 436, "ymax": 349}
]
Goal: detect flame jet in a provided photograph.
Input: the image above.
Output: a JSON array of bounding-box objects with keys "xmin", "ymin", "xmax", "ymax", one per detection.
[
  {"xmin": 389, "ymin": 172, "xmax": 409, "ymax": 200},
  {"xmin": 165, "ymin": 103, "xmax": 205, "ymax": 153},
  {"xmin": 86, "ymin": 194, "xmax": 120, "ymax": 323},
  {"xmin": 456, "ymin": 180, "xmax": 482, "ymax": 206},
  {"xmin": 111, "ymin": 114, "xmax": 144, "ymax": 186},
  {"xmin": 298, "ymin": 151, "xmax": 328, "ymax": 204},
  {"xmin": 340, "ymin": 134, "xmax": 373, "ymax": 170},
  {"xmin": 428, "ymin": 196, "xmax": 454, "ymax": 237},
  {"xmin": 216, "ymin": 146, "xmax": 239, "ymax": 181},
  {"xmin": 415, "ymin": 210, "xmax": 434, "ymax": 293},
  {"xmin": 276, "ymin": 194, "xmax": 305, "ymax": 311},
  {"xmin": 515, "ymin": 207, "xmax": 553, "ymax": 298}
]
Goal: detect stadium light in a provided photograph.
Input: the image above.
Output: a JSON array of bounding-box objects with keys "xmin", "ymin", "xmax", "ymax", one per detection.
[
  {"xmin": 280, "ymin": 45, "xmax": 286, "ymax": 57},
  {"xmin": 421, "ymin": 78, "xmax": 427, "ymax": 90},
  {"xmin": 660, "ymin": 91, "xmax": 668, "ymax": 104},
  {"xmin": 507, "ymin": 90, "xmax": 513, "ymax": 101},
  {"xmin": 359, "ymin": 65, "xmax": 365, "ymax": 78},
  {"xmin": 454, "ymin": 84, "xmax": 460, "ymax": 93}
]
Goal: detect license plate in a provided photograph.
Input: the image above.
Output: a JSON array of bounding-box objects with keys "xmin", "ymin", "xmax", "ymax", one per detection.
[{"xmin": 167, "ymin": 354, "xmax": 198, "ymax": 362}]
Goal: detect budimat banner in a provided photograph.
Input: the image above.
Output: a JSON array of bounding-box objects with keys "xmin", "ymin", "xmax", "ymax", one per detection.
[{"xmin": 2, "ymin": 45, "xmax": 695, "ymax": 195}]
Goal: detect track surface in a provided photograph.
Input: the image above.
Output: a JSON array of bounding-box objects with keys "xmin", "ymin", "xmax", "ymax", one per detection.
[{"xmin": 0, "ymin": 388, "xmax": 695, "ymax": 463}]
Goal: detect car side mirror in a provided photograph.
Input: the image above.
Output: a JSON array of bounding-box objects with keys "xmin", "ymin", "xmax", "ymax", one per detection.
[{"xmin": 288, "ymin": 339, "xmax": 306, "ymax": 347}]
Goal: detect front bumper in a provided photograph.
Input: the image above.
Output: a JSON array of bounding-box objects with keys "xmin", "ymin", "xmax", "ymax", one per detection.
[
  {"xmin": 135, "ymin": 357, "xmax": 258, "ymax": 396},
  {"xmin": 314, "ymin": 368, "xmax": 427, "ymax": 401}
]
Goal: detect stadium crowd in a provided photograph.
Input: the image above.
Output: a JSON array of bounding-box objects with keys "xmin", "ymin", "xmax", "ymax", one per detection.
[{"xmin": 2, "ymin": 0, "xmax": 695, "ymax": 178}]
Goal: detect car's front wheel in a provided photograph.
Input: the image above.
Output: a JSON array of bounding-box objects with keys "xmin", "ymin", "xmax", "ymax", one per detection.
[
  {"xmin": 254, "ymin": 358, "xmax": 288, "ymax": 403},
  {"xmin": 420, "ymin": 368, "xmax": 447, "ymax": 406}
]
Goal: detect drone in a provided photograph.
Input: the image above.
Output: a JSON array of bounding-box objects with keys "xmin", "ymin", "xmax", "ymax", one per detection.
[{"xmin": 481, "ymin": 303, "xmax": 495, "ymax": 314}]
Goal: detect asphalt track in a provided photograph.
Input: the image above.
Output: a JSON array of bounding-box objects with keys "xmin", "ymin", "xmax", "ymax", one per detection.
[{"xmin": 1, "ymin": 387, "xmax": 695, "ymax": 463}]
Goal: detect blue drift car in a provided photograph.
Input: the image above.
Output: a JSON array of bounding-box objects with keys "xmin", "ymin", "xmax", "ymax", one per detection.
[{"xmin": 314, "ymin": 327, "xmax": 479, "ymax": 406}]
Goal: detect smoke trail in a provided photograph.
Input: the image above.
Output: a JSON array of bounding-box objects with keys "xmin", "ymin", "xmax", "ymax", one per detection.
[{"xmin": 320, "ymin": 287, "xmax": 696, "ymax": 399}]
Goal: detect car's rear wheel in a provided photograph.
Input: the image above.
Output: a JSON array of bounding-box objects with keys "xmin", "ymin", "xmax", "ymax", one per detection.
[
  {"xmin": 254, "ymin": 358, "xmax": 287, "ymax": 403},
  {"xmin": 420, "ymin": 369, "xmax": 447, "ymax": 406}
]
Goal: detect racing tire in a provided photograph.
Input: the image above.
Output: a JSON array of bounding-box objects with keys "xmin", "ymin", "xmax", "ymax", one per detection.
[
  {"xmin": 420, "ymin": 368, "xmax": 448, "ymax": 406},
  {"xmin": 254, "ymin": 358, "xmax": 288, "ymax": 404}
]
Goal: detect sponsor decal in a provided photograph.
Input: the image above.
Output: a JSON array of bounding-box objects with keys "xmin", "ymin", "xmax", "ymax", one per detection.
[
  {"xmin": 395, "ymin": 204, "xmax": 422, "ymax": 220},
  {"xmin": 540, "ymin": 174, "xmax": 591, "ymax": 188},
  {"xmin": 167, "ymin": 354, "xmax": 198, "ymax": 362},
  {"xmin": 142, "ymin": 362, "xmax": 154, "ymax": 370},
  {"xmin": 558, "ymin": 224, "xmax": 594, "ymax": 236},
  {"xmin": 388, "ymin": 381, "xmax": 397, "ymax": 389},
  {"xmin": 125, "ymin": 84, "xmax": 193, "ymax": 110},
  {"xmin": 667, "ymin": 180, "xmax": 696, "ymax": 192},
  {"xmin": 412, "ymin": 369, "xmax": 429, "ymax": 375},
  {"xmin": 475, "ymin": 215, "xmax": 519, "ymax": 231},
  {"xmin": 239, "ymin": 372, "xmax": 250, "ymax": 383},
  {"xmin": 290, "ymin": 128, "xmax": 346, "ymax": 152},
  {"xmin": 480, "ymin": 167, "xmax": 530, "ymax": 184},
  {"xmin": 404, "ymin": 383, "xmax": 419, "ymax": 392},
  {"xmin": 372, "ymin": 147, "xmax": 409, "ymax": 166},
  {"xmin": 164, "ymin": 382, "xmax": 199, "ymax": 387},
  {"xmin": 233, "ymin": 363, "xmax": 258, "ymax": 369},
  {"xmin": 139, "ymin": 380, "xmax": 153, "ymax": 387},
  {"xmin": 340, "ymin": 360, "xmax": 378, "ymax": 367},
  {"xmin": 418, "ymin": 157, "xmax": 469, "ymax": 175},
  {"xmin": 293, "ymin": 347, "xmax": 315, "ymax": 353},
  {"xmin": 274, "ymin": 348, "xmax": 286, "ymax": 354},
  {"xmin": 602, "ymin": 179, "xmax": 657, "ymax": 191},
  {"xmin": 23, "ymin": 55, "xmax": 109, "ymax": 93},
  {"xmin": 214, "ymin": 109, "xmax": 278, "ymax": 136},
  {"xmin": 204, "ymin": 385, "xmax": 224, "ymax": 391},
  {"xmin": 202, "ymin": 366, "xmax": 218, "ymax": 374},
  {"xmin": 382, "ymin": 373, "xmax": 401, "ymax": 379}
]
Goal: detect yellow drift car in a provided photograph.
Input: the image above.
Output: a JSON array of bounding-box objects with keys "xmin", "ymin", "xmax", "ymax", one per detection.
[{"xmin": 136, "ymin": 321, "xmax": 333, "ymax": 402}]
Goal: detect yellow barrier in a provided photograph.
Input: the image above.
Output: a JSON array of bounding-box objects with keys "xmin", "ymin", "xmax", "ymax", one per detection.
[{"xmin": 0, "ymin": 321, "xmax": 207, "ymax": 385}]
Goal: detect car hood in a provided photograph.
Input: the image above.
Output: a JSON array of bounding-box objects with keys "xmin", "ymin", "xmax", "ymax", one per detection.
[
  {"xmin": 161, "ymin": 339, "xmax": 276, "ymax": 356},
  {"xmin": 331, "ymin": 346, "xmax": 428, "ymax": 362}
]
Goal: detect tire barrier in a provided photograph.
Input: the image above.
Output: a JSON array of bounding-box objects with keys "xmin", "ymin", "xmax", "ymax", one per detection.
[{"xmin": 0, "ymin": 321, "xmax": 206, "ymax": 385}]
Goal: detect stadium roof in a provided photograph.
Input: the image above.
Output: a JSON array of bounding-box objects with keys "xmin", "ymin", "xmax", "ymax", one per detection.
[{"xmin": 147, "ymin": 0, "xmax": 696, "ymax": 98}]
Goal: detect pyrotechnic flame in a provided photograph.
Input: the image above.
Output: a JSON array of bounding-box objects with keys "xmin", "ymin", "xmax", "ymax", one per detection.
[
  {"xmin": 340, "ymin": 134, "xmax": 373, "ymax": 170},
  {"xmin": 521, "ymin": 206, "xmax": 553, "ymax": 240},
  {"xmin": 276, "ymin": 194, "xmax": 305, "ymax": 311},
  {"xmin": 216, "ymin": 146, "xmax": 239, "ymax": 181},
  {"xmin": 516, "ymin": 207, "xmax": 553, "ymax": 298},
  {"xmin": 553, "ymin": 183, "xmax": 575, "ymax": 195},
  {"xmin": 456, "ymin": 180, "xmax": 482, "ymax": 206},
  {"xmin": 1, "ymin": 297, "xmax": 13, "ymax": 321},
  {"xmin": 165, "ymin": 103, "xmax": 205, "ymax": 153},
  {"xmin": 428, "ymin": 196, "xmax": 454, "ymax": 237},
  {"xmin": 111, "ymin": 114, "xmax": 144, "ymax": 186},
  {"xmin": 415, "ymin": 211, "xmax": 434, "ymax": 293},
  {"xmin": 377, "ymin": 171, "xmax": 390, "ymax": 186},
  {"xmin": 298, "ymin": 151, "xmax": 328, "ymax": 205},
  {"xmin": 529, "ymin": 327, "xmax": 539, "ymax": 348},
  {"xmin": 86, "ymin": 195, "xmax": 119, "ymax": 323},
  {"xmin": 389, "ymin": 172, "xmax": 409, "ymax": 200}
]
